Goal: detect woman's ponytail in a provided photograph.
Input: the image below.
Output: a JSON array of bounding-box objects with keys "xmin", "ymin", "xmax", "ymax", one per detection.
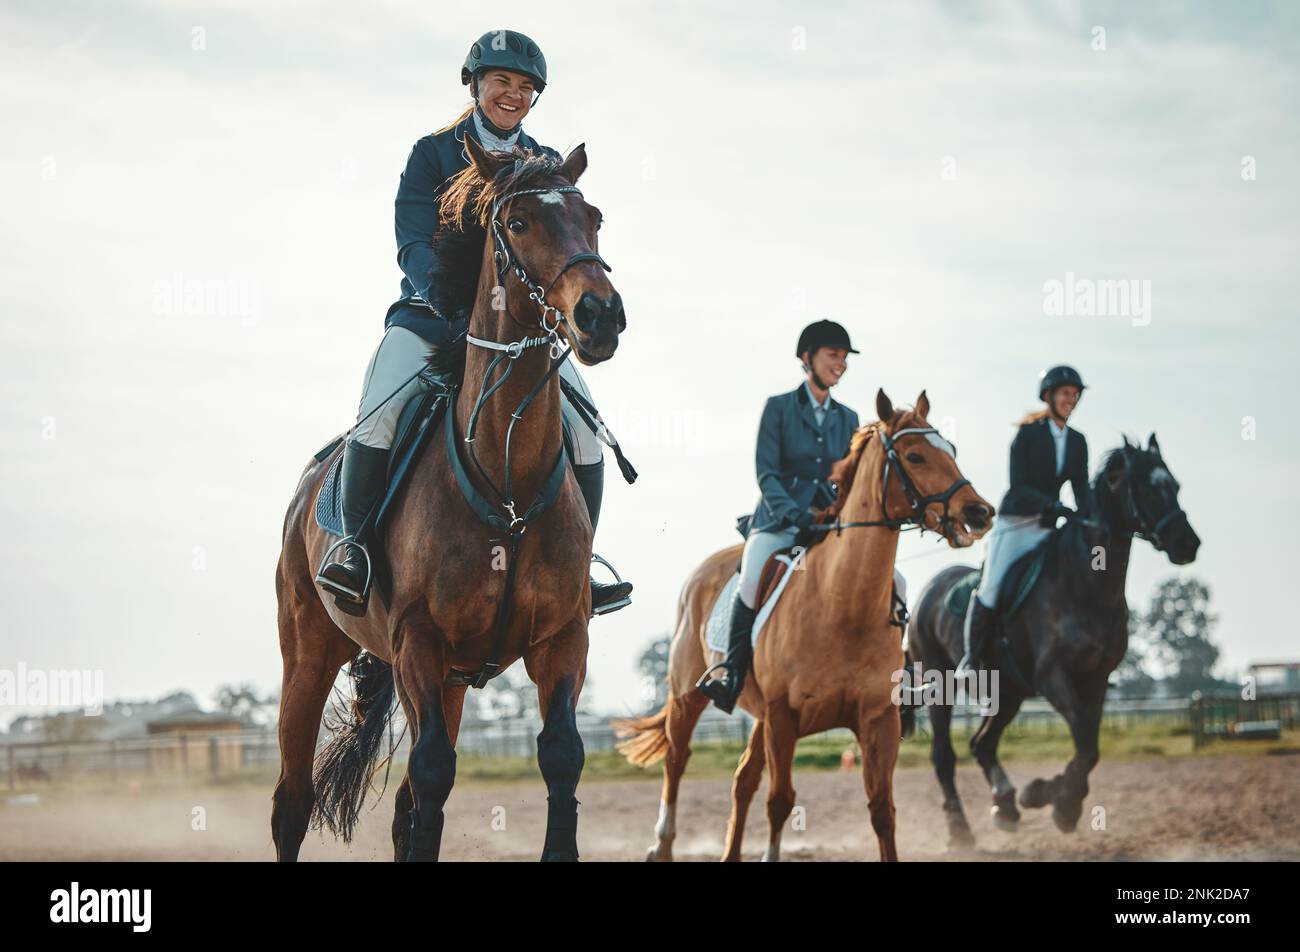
[{"xmin": 434, "ymin": 103, "xmax": 475, "ymax": 134}]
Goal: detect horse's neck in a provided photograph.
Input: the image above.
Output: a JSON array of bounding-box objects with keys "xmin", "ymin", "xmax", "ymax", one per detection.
[
  {"xmin": 1072, "ymin": 487, "xmax": 1135, "ymax": 610},
  {"xmin": 454, "ymin": 260, "xmax": 564, "ymax": 491},
  {"xmin": 808, "ymin": 447, "xmax": 900, "ymax": 631}
]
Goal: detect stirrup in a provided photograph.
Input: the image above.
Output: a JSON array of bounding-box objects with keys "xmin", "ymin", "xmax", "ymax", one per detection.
[
  {"xmin": 315, "ymin": 536, "xmax": 373, "ymax": 604},
  {"xmin": 696, "ymin": 662, "xmax": 740, "ymax": 712},
  {"xmin": 590, "ymin": 553, "xmax": 632, "ymax": 616}
]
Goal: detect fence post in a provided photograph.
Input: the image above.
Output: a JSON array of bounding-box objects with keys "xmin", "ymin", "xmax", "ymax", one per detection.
[
  {"xmin": 209, "ymin": 736, "xmax": 219, "ymax": 779},
  {"xmin": 1189, "ymin": 693, "xmax": 1202, "ymax": 749},
  {"xmin": 179, "ymin": 733, "xmax": 188, "ymax": 775},
  {"xmin": 6, "ymin": 745, "xmax": 13, "ymax": 790}
]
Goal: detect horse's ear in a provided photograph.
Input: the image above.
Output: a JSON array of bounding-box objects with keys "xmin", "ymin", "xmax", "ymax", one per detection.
[
  {"xmin": 559, "ymin": 143, "xmax": 588, "ymax": 184},
  {"xmin": 876, "ymin": 389, "xmax": 894, "ymax": 424},
  {"xmin": 1122, "ymin": 434, "xmax": 1133, "ymax": 449},
  {"xmin": 464, "ymin": 134, "xmax": 512, "ymax": 181},
  {"xmin": 1147, "ymin": 432, "xmax": 1162, "ymax": 457},
  {"xmin": 915, "ymin": 390, "xmax": 930, "ymax": 420}
]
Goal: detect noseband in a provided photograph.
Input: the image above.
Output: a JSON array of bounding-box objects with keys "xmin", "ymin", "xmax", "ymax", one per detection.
[
  {"xmin": 1112, "ymin": 452, "xmax": 1186, "ymax": 552},
  {"xmin": 815, "ymin": 426, "xmax": 970, "ymax": 538}
]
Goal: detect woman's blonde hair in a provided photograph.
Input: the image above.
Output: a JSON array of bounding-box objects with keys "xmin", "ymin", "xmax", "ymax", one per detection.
[
  {"xmin": 435, "ymin": 103, "xmax": 475, "ymax": 135},
  {"xmin": 1014, "ymin": 408, "xmax": 1051, "ymax": 426}
]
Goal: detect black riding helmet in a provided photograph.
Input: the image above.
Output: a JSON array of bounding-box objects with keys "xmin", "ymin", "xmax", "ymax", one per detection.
[
  {"xmin": 462, "ymin": 29, "xmax": 548, "ymax": 99},
  {"xmin": 1038, "ymin": 364, "xmax": 1086, "ymax": 402},
  {"xmin": 796, "ymin": 319, "xmax": 860, "ymax": 359}
]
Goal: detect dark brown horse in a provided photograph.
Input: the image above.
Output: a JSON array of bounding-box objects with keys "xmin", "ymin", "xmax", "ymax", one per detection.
[
  {"xmin": 616, "ymin": 392, "xmax": 994, "ymax": 861},
  {"xmin": 906, "ymin": 435, "xmax": 1199, "ymax": 846},
  {"xmin": 273, "ymin": 138, "xmax": 624, "ymax": 861}
]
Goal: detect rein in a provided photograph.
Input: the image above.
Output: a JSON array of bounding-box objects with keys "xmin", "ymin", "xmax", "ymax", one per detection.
[
  {"xmin": 1108, "ymin": 449, "xmax": 1187, "ymax": 552},
  {"xmin": 812, "ymin": 426, "xmax": 970, "ymax": 539},
  {"xmin": 446, "ymin": 181, "xmax": 610, "ymax": 689}
]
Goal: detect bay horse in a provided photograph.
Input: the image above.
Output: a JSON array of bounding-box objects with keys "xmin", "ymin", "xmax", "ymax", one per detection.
[
  {"xmin": 272, "ymin": 138, "xmax": 625, "ymax": 861},
  {"xmin": 906, "ymin": 434, "xmax": 1199, "ymax": 846},
  {"xmin": 615, "ymin": 391, "xmax": 994, "ymax": 861}
]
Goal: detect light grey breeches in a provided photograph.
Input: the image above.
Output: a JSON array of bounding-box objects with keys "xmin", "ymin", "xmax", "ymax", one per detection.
[
  {"xmin": 737, "ymin": 526, "xmax": 908, "ymax": 612},
  {"xmin": 350, "ymin": 325, "xmax": 604, "ymax": 465}
]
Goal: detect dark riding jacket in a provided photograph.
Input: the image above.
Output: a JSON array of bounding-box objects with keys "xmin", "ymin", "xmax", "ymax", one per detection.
[
  {"xmin": 385, "ymin": 115, "xmax": 559, "ymax": 347},
  {"xmin": 746, "ymin": 384, "xmax": 860, "ymax": 535},
  {"xmin": 998, "ymin": 416, "xmax": 1094, "ymax": 524}
]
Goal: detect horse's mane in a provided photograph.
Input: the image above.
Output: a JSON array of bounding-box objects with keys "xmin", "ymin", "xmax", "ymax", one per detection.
[{"xmin": 422, "ymin": 147, "xmax": 565, "ymax": 323}]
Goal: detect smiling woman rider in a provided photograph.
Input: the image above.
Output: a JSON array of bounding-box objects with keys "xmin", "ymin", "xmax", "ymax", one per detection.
[{"xmin": 315, "ymin": 29, "xmax": 633, "ymax": 615}]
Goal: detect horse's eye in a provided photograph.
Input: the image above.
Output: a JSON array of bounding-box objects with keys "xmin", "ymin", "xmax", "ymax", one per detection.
[
  {"xmin": 596, "ymin": 217, "xmax": 603, "ymax": 231},
  {"xmin": 906, "ymin": 452, "xmax": 925, "ymax": 464},
  {"xmin": 507, "ymin": 218, "xmax": 527, "ymax": 234}
]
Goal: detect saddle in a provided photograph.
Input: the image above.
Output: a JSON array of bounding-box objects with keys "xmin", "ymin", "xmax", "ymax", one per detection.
[
  {"xmin": 944, "ymin": 533, "xmax": 1061, "ymax": 696},
  {"xmin": 313, "ymin": 383, "xmax": 452, "ymax": 615},
  {"xmin": 943, "ymin": 534, "xmax": 1052, "ymax": 622}
]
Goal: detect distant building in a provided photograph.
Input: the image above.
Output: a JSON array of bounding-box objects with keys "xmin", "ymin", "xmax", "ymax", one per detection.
[
  {"xmin": 146, "ymin": 711, "xmax": 243, "ymax": 773},
  {"xmin": 1249, "ymin": 661, "xmax": 1300, "ymax": 695}
]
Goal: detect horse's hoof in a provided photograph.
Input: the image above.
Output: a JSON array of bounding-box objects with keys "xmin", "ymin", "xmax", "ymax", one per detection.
[
  {"xmin": 1019, "ymin": 778, "xmax": 1050, "ymax": 809},
  {"xmin": 541, "ymin": 849, "xmax": 579, "ymax": 862},
  {"xmin": 991, "ymin": 791, "xmax": 1021, "ymax": 831},
  {"xmin": 645, "ymin": 845, "xmax": 672, "ymax": 862},
  {"xmin": 1052, "ymin": 803, "xmax": 1082, "ymax": 833},
  {"xmin": 991, "ymin": 807, "xmax": 1019, "ymax": 833}
]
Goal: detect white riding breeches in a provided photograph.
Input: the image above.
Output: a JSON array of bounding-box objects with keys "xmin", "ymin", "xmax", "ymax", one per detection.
[
  {"xmin": 737, "ymin": 526, "xmax": 907, "ymax": 613},
  {"xmin": 350, "ymin": 325, "xmax": 604, "ymax": 465},
  {"xmin": 974, "ymin": 514, "xmax": 1050, "ymax": 609}
]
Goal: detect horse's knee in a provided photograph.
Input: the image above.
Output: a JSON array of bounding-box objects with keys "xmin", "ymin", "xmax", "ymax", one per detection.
[
  {"xmin": 537, "ymin": 689, "xmax": 584, "ymax": 789},
  {"xmin": 409, "ymin": 728, "xmax": 456, "ymax": 807}
]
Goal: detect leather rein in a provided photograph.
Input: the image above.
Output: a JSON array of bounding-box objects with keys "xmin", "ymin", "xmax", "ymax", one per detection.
[{"xmin": 445, "ymin": 182, "xmax": 611, "ymax": 689}]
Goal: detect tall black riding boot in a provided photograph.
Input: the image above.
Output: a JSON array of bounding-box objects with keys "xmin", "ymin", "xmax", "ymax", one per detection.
[
  {"xmin": 572, "ymin": 459, "xmax": 633, "ymax": 615},
  {"xmin": 696, "ymin": 592, "xmax": 757, "ymax": 714},
  {"xmin": 317, "ymin": 440, "xmax": 390, "ymax": 603},
  {"xmin": 962, "ymin": 598, "xmax": 997, "ymax": 674}
]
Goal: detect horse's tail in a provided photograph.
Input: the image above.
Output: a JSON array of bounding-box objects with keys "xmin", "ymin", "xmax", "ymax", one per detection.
[
  {"xmin": 612, "ymin": 703, "xmax": 671, "ymax": 767},
  {"xmin": 310, "ymin": 651, "xmax": 397, "ymax": 843}
]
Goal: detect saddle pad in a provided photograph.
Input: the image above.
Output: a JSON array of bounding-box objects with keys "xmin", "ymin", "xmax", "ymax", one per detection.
[
  {"xmin": 313, "ymin": 387, "xmax": 449, "ymax": 538},
  {"xmin": 944, "ymin": 540, "xmax": 1051, "ymax": 621},
  {"xmin": 705, "ymin": 551, "xmax": 804, "ymax": 654},
  {"xmin": 944, "ymin": 567, "xmax": 981, "ymax": 617}
]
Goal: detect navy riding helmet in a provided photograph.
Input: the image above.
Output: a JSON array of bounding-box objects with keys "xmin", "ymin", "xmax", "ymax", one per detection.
[
  {"xmin": 1038, "ymin": 365, "xmax": 1086, "ymax": 402},
  {"xmin": 462, "ymin": 30, "xmax": 548, "ymax": 96},
  {"xmin": 796, "ymin": 319, "xmax": 860, "ymax": 359}
]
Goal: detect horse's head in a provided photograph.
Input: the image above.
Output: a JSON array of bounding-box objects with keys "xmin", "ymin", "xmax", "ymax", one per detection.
[
  {"xmin": 821, "ymin": 389, "xmax": 995, "ymax": 548},
  {"xmin": 457, "ymin": 137, "xmax": 625, "ymax": 364},
  {"xmin": 1099, "ymin": 434, "xmax": 1200, "ymax": 564}
]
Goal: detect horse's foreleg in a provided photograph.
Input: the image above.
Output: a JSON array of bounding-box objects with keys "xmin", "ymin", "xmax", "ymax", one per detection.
[
  {"xmin": 927, "ymin": 702, "xmax": 974, "ymax": 848},
  {"xmin": 721, "ymin": 718, "xmax": 766, "ymax": 862},
  {"xmin": 271, "ymin": 573, "xmax": 355, "ymax": 862},
  {"xmin": 858, "ymin": 706, "xmax": 901, "ymax": 862},
  {"xmin": 761, "ymin": 704, "xmax": 798, "ymax": 862},
  {"xmin": 970, "ymin": 692, "xmax": 1025, "ymax": 832},
  {"xmin": 394, "ymin": 634, "xmax": 455, "ymax": 861},
  {"xmin": 1020, "ymin": 670, "xmax": 1101, "ymax": 833},
  {"xmin": 647, "ymin": 691, "xmax": 708, "ymax": 862},
  {"xmin": 527, "ymin": 622, "xmax": 588, "ymax": 862}
]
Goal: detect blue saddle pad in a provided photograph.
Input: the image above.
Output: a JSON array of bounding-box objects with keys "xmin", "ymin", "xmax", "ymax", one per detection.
[{"xmin": 314, "ymin": 386, "xmax": 450, "ymax": 538}]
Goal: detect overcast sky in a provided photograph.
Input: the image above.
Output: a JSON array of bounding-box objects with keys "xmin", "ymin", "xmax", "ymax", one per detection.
[{"xmin": 2, "ymin": 0, "xmax": 1297, "ymax": 725}]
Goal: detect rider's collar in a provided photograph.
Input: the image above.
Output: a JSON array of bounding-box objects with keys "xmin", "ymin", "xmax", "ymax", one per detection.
[{"xmin": 472, "ymin": 105, "xmax": 523, "ymax": 151}]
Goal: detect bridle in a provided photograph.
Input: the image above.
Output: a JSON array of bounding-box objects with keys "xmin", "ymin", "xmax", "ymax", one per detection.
[
  {"xmin": 443, "ymin": 179, "xmax": 614, "ymax": 689},
  {"xmin": 486, "ymin": 183, "xmax": 611, "ymax": 358},
  {"xmin": 1109, "ymin": 449, "xmax": 1186, "ymax": 552},
  {"xmin": 813, "ymin": 426, "xmax": 971, "ymax": 540}
]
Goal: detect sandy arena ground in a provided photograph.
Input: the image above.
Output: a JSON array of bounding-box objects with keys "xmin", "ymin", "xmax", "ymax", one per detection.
[{"xmin": 2, "ymin": 754, "xmax": 1297, "ymax": 861}]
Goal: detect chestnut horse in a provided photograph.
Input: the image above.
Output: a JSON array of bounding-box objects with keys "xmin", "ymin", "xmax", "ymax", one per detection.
[
  {"xmin": 615, "ymin": 391, "xmax": 994, "ymax": 861},
  {"xmin": 906, "ymin": 435, "xmax": 1199, "ymax": 846},
  {"xmin": 273, "ymin": 139, "xmax": 624, "ymax": 861}
]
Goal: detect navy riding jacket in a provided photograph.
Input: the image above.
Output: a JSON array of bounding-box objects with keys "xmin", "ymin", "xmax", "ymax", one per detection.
[
  {"xmin": 384, "ymin": 114, "xmax": 559, "ymax": 347},
  {"xmin": 745, "ymin": 384, "xmax": 860, "ymax": 535},
  {"xmin": 998, "ymin": 416, "xmax": 1094, "ymax": 523}
]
